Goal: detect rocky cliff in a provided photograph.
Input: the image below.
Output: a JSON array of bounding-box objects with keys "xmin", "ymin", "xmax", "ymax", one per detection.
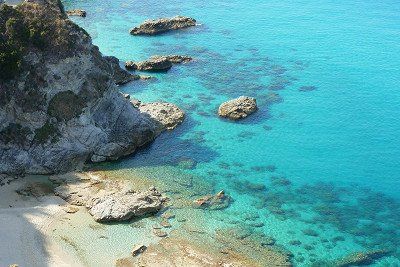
[{"xmin": 0, "ymin": 0, "xmax": 177, "ymax": 174}]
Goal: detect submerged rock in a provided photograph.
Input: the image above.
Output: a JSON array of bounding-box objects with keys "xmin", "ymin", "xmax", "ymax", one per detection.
[
  {"xmin": 130, "ymin": 16, "xmax": 196, "ymax": 35},
  {"xmin": 66, "ymin": 9, "xmax": 86, "ymax": 17},
  {"xmin": 125, "ymin": 55, "xmax": 192, "ymax": 72},
  {"xmin": 334, "ymin": 250, "xmax": 389, "ymax": 267},
  {"xmin": 194, "ymin": 190, "xmax": 233, "ymax": 210},
  {"xmin": 218, "ymin": 96, "xmax": 257, "ymax": 120}
]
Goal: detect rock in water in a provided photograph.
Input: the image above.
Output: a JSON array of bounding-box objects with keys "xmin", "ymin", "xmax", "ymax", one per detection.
[
  {"xmin": 66, "ymin": 9, "xmax": 86, "ymax": 17},
  {"xmin": 218, "ymin": 96, "xmax": 258, "ymax": 120},
  {"xmin": 126, "ymin": 57, "xmax": 173, "ymax": 72},
  {"xmin": 130, "ymin": 16, "xmax": 196, "ymax": 35},
  {"xmin": 131, "ymin": 245, "xmax": 147, "ymax": 257},
  {"xmin": 89, "ymin": 187, "xmax": 165, "ymax": 222},
  {"xmin": 0, "ymin": 0, "xmax": 181, "ymax": 174},
  {"xmin": 125, "ymin": 55, "xmax": 192, "ymax": 72},
  {"xmin": 54, "ymin": 174, "xmax": 167, "ymax": 222},
  {"xmin": 104, "ymin": 56, "xmax": 141, "ymax": 85},
  {"xmin": 138, "ymin": 102, "xmax": 185, "ymax": 132},
  {"xmin": 152, "ymin": 55, "xmax": 192, "ymax": 64}
]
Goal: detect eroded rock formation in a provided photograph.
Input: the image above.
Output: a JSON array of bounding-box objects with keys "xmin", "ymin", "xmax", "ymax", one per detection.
[
  {"xmin": 0, "ymin": 0, "xmax": 182, "ymax": 174},
  {"xmin": 218, "ymin": 96, "xmax": 258, "ymax": 120},
  {"xmin": 130, "ymin": 16, "xmax": 196, "ymax": 35}
]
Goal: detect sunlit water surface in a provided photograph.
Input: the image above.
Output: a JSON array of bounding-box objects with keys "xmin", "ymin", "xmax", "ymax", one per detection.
[{"xmin": 58, "ymin": 0, "xmax": 400, "ymax": 265}]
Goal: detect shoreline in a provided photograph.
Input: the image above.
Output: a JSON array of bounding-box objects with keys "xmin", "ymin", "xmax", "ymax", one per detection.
[
  {"xmin": 0, "ymin": 175, "xmax": 83, "ymax": 267},
  {"xmin": 0, "ymin": 171, "xmax": 293, "ymax": 267}
]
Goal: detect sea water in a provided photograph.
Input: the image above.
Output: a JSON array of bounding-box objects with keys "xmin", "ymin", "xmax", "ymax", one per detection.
[{"xmin": 59, "ymin": 0, "xmax": 400, "ymax": 265}]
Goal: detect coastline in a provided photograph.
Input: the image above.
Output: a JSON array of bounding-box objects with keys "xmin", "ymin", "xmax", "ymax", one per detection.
[
  {"xmin": 0, "ymin": 175, "xmax": 83, "ymax": 267},
  {"xmin": 0, "ymin": 171, "xmax": 293, "ymax": 267}
]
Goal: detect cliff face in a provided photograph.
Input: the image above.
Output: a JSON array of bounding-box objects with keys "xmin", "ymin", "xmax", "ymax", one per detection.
[{"xmin": 0, "ymin": 0, "xmax": 160, "ymax": 174}]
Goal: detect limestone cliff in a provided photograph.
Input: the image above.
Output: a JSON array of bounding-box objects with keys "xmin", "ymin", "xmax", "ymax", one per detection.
[{"xmin": 0, "ymin": 0, "xmax": 174, "ymax": 174}]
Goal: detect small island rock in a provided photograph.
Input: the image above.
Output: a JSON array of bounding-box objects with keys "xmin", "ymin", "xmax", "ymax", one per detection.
[
  {"xmin": 139, "ymin": 102, "xmax": 185, "ymax": 132},
  {"xmin": 218, "ymin": 96, "xmax": 257, "ymax": 120},
  {"xmin": 126, "ymin": 57, "xmax": 172, "ymax": 72},
  {"xmin": 125, "ymin": 55, "xmax": 192, "ymax": 72},
  {"xmin": 130, "ymin": 16, "xmax": 196, "ymax": 35}
]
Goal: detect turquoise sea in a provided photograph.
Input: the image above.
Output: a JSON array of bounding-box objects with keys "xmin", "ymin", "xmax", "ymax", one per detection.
[{"xmin": 61, "ymin": 0, "xmax": 400, "ymax": 265}]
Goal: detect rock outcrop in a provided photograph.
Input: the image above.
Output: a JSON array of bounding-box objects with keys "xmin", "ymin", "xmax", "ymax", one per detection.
[
  {"xmin": 0, "ymin": 0, "xmax": 182, "ymax": 174},
  {"xmin": 218, "ymin": 96, "xmax": 258, "ymax": 120},
  {"xmin": 130, "ymin": 16, "xmax": 196, "ymax": 35},
  {"xmin": 53, "ymin": 173, "xmax": 167, "ymax": 222},
  {"xmin": 126, "ymin": 57, "xmax": 173, "ymax": 72},
  {"xmin": 104, "ymin": 56, "xmax": 150, "ymax": 85},
  {"xmin": 66, "ymin": 9, "xmax": 86, "ymax": 17},
  {"xmin": 125, "ymin": 55, "xmax": 192, "ymax": 72},
  {"xmin": 138, "ymin": 102, "xmax": 185, "ymax": 132},
  {"xmin": 89, "ymin": 187, "xmax": 165, "ymax": 222}
]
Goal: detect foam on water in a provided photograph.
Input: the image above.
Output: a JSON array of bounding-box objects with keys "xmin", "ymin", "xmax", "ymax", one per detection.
[{"xmin": 59, "ymin": 0, "xmax": 400, "ymax": 265}]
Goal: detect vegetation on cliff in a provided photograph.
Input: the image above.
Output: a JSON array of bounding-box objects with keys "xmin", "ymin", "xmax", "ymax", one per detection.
[{"xmin": 0, "ymin": 0, "xmax": 88, "ymax": 80}]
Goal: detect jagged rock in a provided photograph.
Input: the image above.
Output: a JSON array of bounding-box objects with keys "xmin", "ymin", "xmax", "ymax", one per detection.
[
  {"xmin": 89, "ymin": 187, "xmax": 165, "ymax": 222},
  {"xmin": 152, "ymin": 55, "xmax": 192, "ymax": 64},
  {"xmin": 130, "ymin": 98, "xmax": 142, "ymax": 108},
  {"xmin": 138, "ymin": 102, "xmax": 185, "ymax": 132},
  {"xmin": 54, "ymin": 174, "xmax": 167, "ymax": 222},
  {"xmin": 125, "ymin": 55, "xmax": 192, "ymax": 72},
  {"xmin": 131, "ymin": 245, "xmax": 147, "ymax": 257},
  {"xmin": 104, "ymin": 56, "xmax": 138, "ymax": 85},
  {"xmin": 218, "ymin": 96, "xmax": 257, "ymax": 120},
  {"xmin": 0, "ymin": 0, "xmax": 179, "ymax": 174},
  {"xmin": 130, "ymin": 16, "xmax": 196, "ymax": 35},
  {"xmin": 66, "ymin": 9, "xmax": 86, "ymax": 17},
  {"xmin": 126, "ymin": 57, "xmax": 172, "ymax": 72}
]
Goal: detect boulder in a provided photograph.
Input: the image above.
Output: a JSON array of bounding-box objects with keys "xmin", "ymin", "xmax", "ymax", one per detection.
[
  {"xmin": 218, "ymin": 96, "xmax": 257, "ymax": 120},
  {"xmin": 151, "ymin": 55, "xmax": 192, "ymax": 64},
  {"xmin": 131, "ymin": 245, "xmax": 147, "ymax": 257},
  {"xmin": 89, "ymin": 187, "xmax": 166, "ymax": 222},
  {"xmin": 139, "ymin": 102, "xmax": 185, "ymax": 132},
  {"xmin": 125, "ymin": 57, "xmax": 172, "ymax": 72},
  {"xmin": 54, "ymin": 174, "xmax": 167, "ymax": 222},
  {"xmin": 125, "ymin": 55, "xmax": 192, "ymax": 72},
  {"xmin": 130, "ymin": 16, "xmax": 196, "ymax": 35},
  {"xmin": 66, "ymin": 9, "xmax": 86, "ymax": 17}
]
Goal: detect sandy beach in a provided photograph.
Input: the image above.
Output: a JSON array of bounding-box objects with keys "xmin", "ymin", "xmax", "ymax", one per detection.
[{"xmin": 0, "ymin": 175, "xmax": 82, "ymax": 267}]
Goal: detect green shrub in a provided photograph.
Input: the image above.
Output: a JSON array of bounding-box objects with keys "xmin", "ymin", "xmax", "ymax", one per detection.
[{"xmin": 34, "ymin": 121, "xmax": 60, "ymax": 144}]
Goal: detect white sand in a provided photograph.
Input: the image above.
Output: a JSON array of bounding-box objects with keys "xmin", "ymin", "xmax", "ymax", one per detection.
[{"xmin": 0, "ymin": 175, "xmax": 83, "ymax": 267}]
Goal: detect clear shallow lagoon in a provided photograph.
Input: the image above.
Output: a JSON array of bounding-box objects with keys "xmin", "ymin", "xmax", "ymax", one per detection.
[{"xmin": 61, "ymin": 0, "xmax": 400, "ymax": 265}]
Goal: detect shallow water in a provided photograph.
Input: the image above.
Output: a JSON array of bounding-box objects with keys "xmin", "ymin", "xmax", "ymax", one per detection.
[{"xmin": 61, "ymin": 0, "xmax": 400, "ymax": 265}]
